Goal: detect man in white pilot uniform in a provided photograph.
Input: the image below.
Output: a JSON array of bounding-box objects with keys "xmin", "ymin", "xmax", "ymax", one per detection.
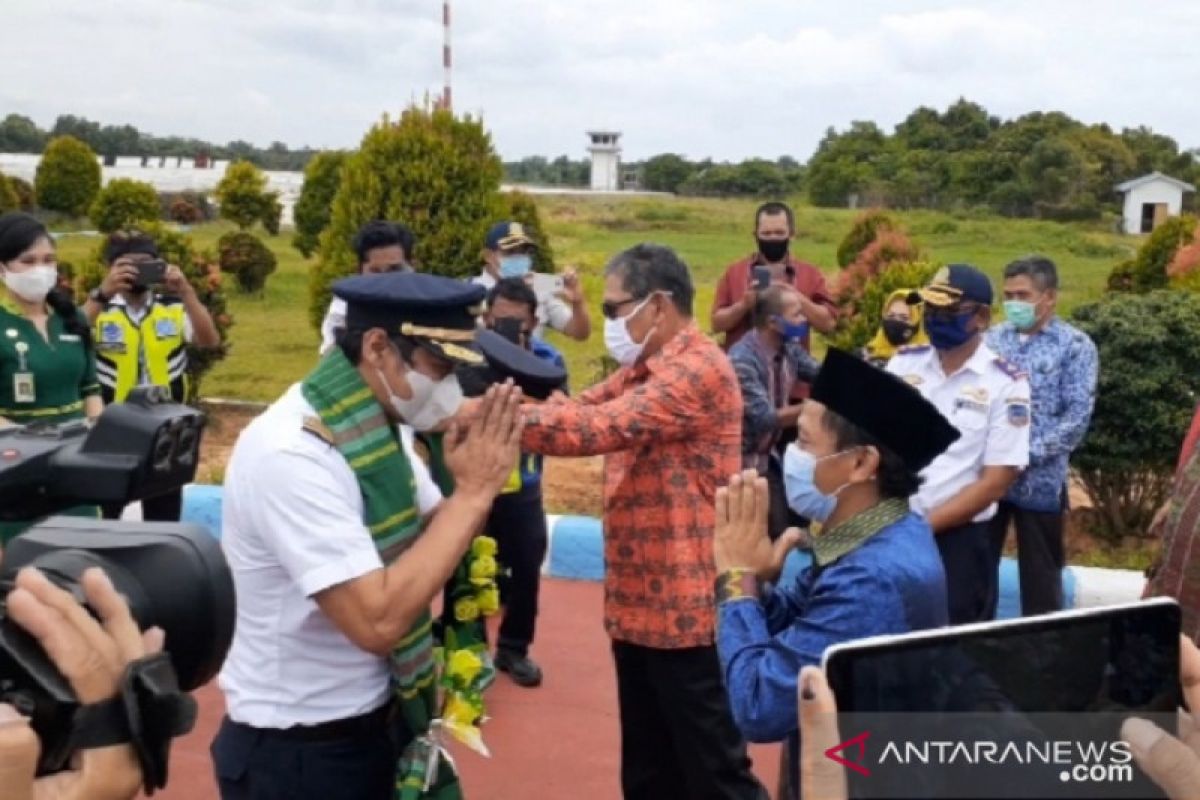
[
  {"xmin": 211, "ymin": 271, "xmax": 524, "ymax": 800},
  {"xmin": 887, "ymin": 264, "xmax": 1031, "ymax": 625}
]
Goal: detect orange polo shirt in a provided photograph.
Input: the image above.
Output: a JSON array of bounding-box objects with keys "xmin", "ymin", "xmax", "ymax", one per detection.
[{"xmin": 520, "ymin": 324, "xmax": 742, "ymax": 649}]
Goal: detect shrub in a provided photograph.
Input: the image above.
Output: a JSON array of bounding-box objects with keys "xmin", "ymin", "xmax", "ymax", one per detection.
[
  {"xmin": 292, "ymin": 151, "xmax": 347, "ymax": 258},
  {"xmin": 169, "ymin": 198, "xmax": 203, "ymax": 225},
  {"xmin": 1070, "ymin": 290, "xmax": 1200, "ymax": 542},
  {"xmin": 76, "ymin": 222, "xmax": 233, "ymax": 400},
  {"xmin": 260, "ymin": 192, "xmax": 282, "ymax": 236},
  {"xmin": 159, "ymin": 191, "xmax": 214, "ymax": 222},
  {"xmin": 832, "ymin": 229, "xmax": 923, "ymax": 306},
  {"xmin": 88, "ymin": 178, "xmax": 160, "ymax": 233},
  {"xmin": 310, "ymin": 105, "xmax": 504, "ymax": 329},
  {"xmin": 215, "ymin": 160, "xmax": 271, "ymax": 231},
  {"xmin": 836, "ymin": 209, "xmax": 899, "ymax": 267},
  {"xmin": 504, "ymin": 190, "xmax": 555, "ymax": 273},
  {"xmin": 0, "ymin": 171, "xmax": 18, "ymax": 213},
  {"xmin": 1107, "ymin": 215, "xmax": 1197, "ymax": 293},
  {"xmin": 828, "ymin": 259, "xmax": 939, "ymax": 353},
  {"xmin": 1166, "ymin": 222, "xmax": 1200, "ymax": 292},
  {"xmin": 8, "ymin": 177, "xmax": 34, "ymax": 210},
  {"xmin": 35, "ymin": 135, "xmax": 101, "ymax": 217},
  {"xmin": 218, "ymin": 231, "xmax": 277, "ymax": 293}
]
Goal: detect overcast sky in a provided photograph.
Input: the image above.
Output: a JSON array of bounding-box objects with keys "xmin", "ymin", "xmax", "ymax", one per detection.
[{"xmin": 4, "ymin": 0, "xmax": 1197, "ymax": 162}]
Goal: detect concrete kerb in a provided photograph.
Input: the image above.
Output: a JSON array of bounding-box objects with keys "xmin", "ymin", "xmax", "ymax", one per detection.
[{"xmin": 170, "ymin": 486, "xmax": 1144, "ymax": 619}]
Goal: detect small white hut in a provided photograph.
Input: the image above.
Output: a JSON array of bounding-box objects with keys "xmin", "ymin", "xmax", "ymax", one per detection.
[{"xmin": 1115, "ymin": 172, "xmax": 1195, "ymax": 234}]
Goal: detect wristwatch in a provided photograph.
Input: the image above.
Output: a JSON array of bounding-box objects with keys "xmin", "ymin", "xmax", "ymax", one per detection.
[{"xmin": 89, "ymin": 287, "xmax": 112, "ymax": 304}]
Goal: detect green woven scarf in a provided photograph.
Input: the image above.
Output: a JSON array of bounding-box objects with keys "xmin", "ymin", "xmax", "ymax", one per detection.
[{"xmin": 301, "ymin": 351, "xmax": 462, "ymax": 800}]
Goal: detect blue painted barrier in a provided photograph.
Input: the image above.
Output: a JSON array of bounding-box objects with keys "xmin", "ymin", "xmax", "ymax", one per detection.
[{"xmin": 179, "ymin": 486, "xmax": 1131, "ymax": 615}]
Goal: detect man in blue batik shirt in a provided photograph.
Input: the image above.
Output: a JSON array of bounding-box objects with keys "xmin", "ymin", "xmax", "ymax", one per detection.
[
  {"xmin": 986, "ymin": 256, "xmax": 1098, "ymax": 616},
  {"xmin": 712, "ymin": 348, "xmax": 959, "ymax": 800}
]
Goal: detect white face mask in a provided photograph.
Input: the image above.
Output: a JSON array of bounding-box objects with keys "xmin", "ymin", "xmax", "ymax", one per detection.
[
  {"xmin": 603, "ymin": 293, "xmax": 658, "ymax": 367},
  {"xmin": 377, "ymin": 361, "xmax": 464, "ymax": 432},
  {"xmin": 3, "ymin": 264, "xmax": 57, "ymax": 303}
]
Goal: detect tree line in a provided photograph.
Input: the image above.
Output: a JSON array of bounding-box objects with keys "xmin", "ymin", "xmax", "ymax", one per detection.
[{"xmin": 0, "ymin": 113, "xmax": 318, "ymax": 171}]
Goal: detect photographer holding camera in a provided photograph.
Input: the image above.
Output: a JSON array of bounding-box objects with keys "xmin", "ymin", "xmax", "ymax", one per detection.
[
  {"xmin": 83, "ymin": 230, "xmax": 219, "ymax": 522},
  {"xmin": 0, "ymin": 563, "xmax": 162, "ymax": 800}
]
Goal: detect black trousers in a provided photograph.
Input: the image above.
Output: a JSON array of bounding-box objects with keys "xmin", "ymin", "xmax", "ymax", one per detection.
[
  {"xmin": 611, "ymin": 641, "xmax": 768, "ymax": 800},
  {"xmin": 100, "ymin": 487, "xmax": 184, "ymax": 522},
  {"xmin": 489, "ymin": 484, "xmax": 549, "ymax": 655},
  {"xmin": 210, "ymin": 707, "xmax": 407, "ymax": 800},
  {"xmin": 987, "ymin": 499, "xmax": 1065, "ymax": 616},
  {"xmin": 936, "ymin": 521, "xmax": 997, "ymax": 624}
]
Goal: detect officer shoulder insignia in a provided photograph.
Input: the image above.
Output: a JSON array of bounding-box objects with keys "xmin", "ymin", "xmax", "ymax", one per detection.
[
  {"xmin": 993, "ymin": 357, "xmax": 1028, "ymax": 381},
  {"xmin": 897, "ymin": 344, "xmax": 931, "ymax": 355},
  {"xmin": 301, "ymin": 416, "xmax": 335, "ymax": 446}
]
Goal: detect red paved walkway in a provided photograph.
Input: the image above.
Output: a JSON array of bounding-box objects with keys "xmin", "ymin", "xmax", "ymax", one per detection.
[{"xmin": 154, "ymin": 579, "xmax": 781, "ymax": 799}]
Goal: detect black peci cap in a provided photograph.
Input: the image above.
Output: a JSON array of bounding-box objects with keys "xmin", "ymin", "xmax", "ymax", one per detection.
[
  {"xmin": 811, "ymin": 348, "xmax": 959, "ymax": 473},
  {"xmin": 456, "ymin": 329, "xmax": 567, "ymax": 400},
  {"xmin": 333, "ymin": 272, "xmax": 486, "ymax": 365}
]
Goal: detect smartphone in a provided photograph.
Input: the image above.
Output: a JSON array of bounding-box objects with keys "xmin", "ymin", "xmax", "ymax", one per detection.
[
  {"xmin": 822, "ymin": 601, "xmax": 1181, "ymax": 799},
  {"xmin": 823, "ymin": 599, "xmax": 1182, "ymax": 715},
  {"xmin": 752, "ymin": 264, "xmax": 771, "ymax": 290},
  {"xmin": 136, "ymin": 259, "xmax": 167, "ymax": 286},
  {"xmin": 492, "ymin": 317, "xmax": 525, "ymax": 346}
]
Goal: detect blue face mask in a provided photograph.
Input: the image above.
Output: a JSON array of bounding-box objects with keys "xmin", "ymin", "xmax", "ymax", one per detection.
[
  {"xmin": 774, "ymin": 316, "xmax": 810, "ymax": 342},
  {"xmin": 499, "ymin": 254, "xmax": 532, "ymax": 279},
  {"xmin": 783, "ymin": 446, "xmax": 847, "ymax": 524},
  {"xmin": 925, "ymin": 310, "xmax": 978, "ymax": 350}
]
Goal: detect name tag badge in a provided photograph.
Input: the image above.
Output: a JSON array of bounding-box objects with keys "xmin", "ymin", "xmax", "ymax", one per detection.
[
  {"xmin": 13, "ymin": 372, "xmax": 35, "ymax": 403},
  {"xmin": 953, "ymin": 397, "xmax": 988, "ymax": 414},
  {"xmin": 58, "ymin": 333, "xmax": 80, "ymax": 342},
  {"xmin": 155, "ymin": 318, "xmax": 179, "ymax": 338}
]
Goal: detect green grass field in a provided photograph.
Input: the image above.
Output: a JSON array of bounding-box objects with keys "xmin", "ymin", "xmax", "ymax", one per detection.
[{"xmin": 53, "ymin": 196, "xmax": 1140, "ymax": 402}]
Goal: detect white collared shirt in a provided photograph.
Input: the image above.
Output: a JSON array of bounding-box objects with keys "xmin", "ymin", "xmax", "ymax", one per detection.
[
  {"xmin": 886, "ymin": 341, "xmax": 1031, "ymax": 522},
  {"xmin": 218, "ymin": 384, "xmax": 442, "ymax": 728},
  {"xmin": 318, "ymin": 296, "xmax": 347, "ymax": 355}
]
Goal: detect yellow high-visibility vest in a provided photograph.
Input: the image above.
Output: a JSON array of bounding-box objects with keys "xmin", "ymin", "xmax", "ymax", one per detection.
[{"xmin": 94, "ymin": 301, "xmax": 189, "ymax": 403}]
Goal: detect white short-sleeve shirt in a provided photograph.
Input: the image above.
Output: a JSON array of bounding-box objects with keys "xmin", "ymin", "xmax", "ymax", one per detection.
[
  {"xmin": 218, "ymin": 384, "xmax": 441, "ymax": 728},
  {"xmin": 319, "ymin": 296, "xmax": 347, "ymax": 355},
  {"xmin": 472, "ymin": 270, "xmax": 572, "ymax": 340},
  {"xmin": 886, "ymin": 342, "xmax": 1030, "ymax": 523}
]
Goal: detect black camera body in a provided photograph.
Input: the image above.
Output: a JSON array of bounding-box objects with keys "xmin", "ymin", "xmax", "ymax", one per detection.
[{"xmin": 0, "ymin": 386, "xmax": 234, "ymax": 786}]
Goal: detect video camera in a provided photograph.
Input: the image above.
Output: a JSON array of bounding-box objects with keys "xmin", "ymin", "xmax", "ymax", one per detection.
[{"xmin": 0, "ymin": 386, "xmax": 235, "ymax": 793}]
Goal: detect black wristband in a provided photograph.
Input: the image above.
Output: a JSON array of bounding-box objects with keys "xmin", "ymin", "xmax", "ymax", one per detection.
[
  {"xmin": 89, "ymin": 287, "xmax": 111, "ymax": 304},
  {"xmin": 69, "ymin": 653, "xmax": 197, "ymax": 795}
]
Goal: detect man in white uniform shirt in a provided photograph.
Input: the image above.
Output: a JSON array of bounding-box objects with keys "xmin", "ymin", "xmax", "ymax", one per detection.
[
  {"xmin": 213, "ymin": 271, "xmax": 523, "ymax": 800},
  {"xmin": 318, "ymin": 220, "xmax": 416, "ymax": 355},
  {"xmin": 472, "ymin": 220, "xmax": 591, "ymax": 342},
  {"xmin": 887, "ymin": 264, "xmax": 1030, "ymax": 624}
]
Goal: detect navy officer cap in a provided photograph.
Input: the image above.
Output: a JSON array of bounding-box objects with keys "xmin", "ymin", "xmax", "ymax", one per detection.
[
  {"xmin": 911, "ymin": 263, "xmax": 993, "ymax": 308},
  {"xmin": 332, "ymin": 272, "xmax": 486, "ymax": 365},
  {"xmin": 457, "ymin": 329, "xmax": 567, "ymax": 400},
  {"xmin": 811, "ymin": 348, "xmax": 959, "ymax": 473}
]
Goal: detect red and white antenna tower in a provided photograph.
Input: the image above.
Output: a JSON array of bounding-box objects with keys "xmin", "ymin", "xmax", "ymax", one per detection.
[{"xmin": 442, "ymin": 0, "xmax": 452, "ymax": 111}]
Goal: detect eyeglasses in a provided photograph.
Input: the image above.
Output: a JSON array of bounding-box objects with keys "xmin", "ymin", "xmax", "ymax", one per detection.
[{"xmin": 601, "ymin": 290, "xmax": 672, "ymax": 320}]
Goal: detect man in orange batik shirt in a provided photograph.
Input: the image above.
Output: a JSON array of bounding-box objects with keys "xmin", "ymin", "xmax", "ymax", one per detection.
[{"xmin": 517, "ymin": 244, "xmax": 768, "ymax": 800}]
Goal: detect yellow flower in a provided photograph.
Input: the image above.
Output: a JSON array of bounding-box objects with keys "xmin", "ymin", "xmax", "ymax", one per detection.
[
  {"xmin": 476, "ymin": 586, "xmax": 501, "ymax": 616},
  {"xmin": 469, "ymin": 555, "xmax": 498, "ymax": 585},
  {"xmin": 453, "ymin": 597, "xmax": 479, "ymax": 622},
  {"xmin": 441, "ymin": 693, "xmax": 489, "ymax": 756},
  {"xmin": 445, "ymin": 649, "xmax": 483, "ymax": 685},
  {"xmin": 471, "ymin": 536, "xmax": 498, "ymax": 559}
]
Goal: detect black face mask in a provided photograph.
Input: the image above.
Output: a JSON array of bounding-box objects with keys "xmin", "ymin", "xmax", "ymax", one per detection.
[
  {"xmin": 756, "ymin": 237, "xmax": 790, "ymax": 264},
  {"xmin": 882, "ymin": 318, "xmax": 917, "ymax": 346}
]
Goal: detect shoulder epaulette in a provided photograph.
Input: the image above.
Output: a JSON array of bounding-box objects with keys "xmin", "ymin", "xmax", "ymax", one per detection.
[
  {"xmin": 896, "ymin": 344, "xmax": 931, "ymax": 355},
  {"xmin": 993, "ymin": 357, "xmax": 1027, "ymax": 381},
  {"xmin": 301, "ymin": 416, "xmax": 334, "ymax": 445}
]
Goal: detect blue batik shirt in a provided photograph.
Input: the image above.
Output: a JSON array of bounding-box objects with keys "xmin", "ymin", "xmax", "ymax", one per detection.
[
  {"xmin": 986, "ymin": 317, "xmax": 1098, "ymax": 512},
  {"xmin": 716, "ymin": 504, "xmax": 948, "ymax": 785}
]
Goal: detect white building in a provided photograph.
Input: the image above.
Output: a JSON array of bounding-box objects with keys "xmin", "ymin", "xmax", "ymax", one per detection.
[
  {"xmin": 586, "ymin": 131, "xmax": 621, "ymax": 192},
  {"xmin": 1115, "ymin": 172, "xmax": 1195, "ymax": 235}
]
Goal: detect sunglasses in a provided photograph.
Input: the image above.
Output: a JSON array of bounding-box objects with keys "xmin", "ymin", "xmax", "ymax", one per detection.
[{"xmin": 601, "ymin": 290, "xmax": 673, "ymax": 321}]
